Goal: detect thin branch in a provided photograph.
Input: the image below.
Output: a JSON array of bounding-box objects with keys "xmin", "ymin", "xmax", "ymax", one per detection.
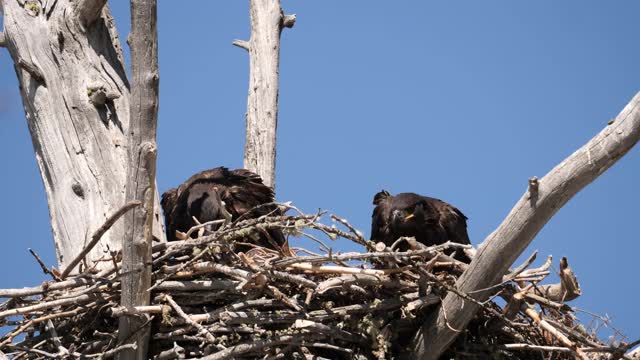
[
  {"xmin": 164, "ymin": 295, "xmax": 216, "ymax": 343},
  {"xmin": 0, "ymin": 294, "xmax": 95, "ymax": 319},
  {"xmin": 60, "ymin": 201, "xmax": 141, "ymax": 279},
  {"xmin": 410, "ymin": 90, "xmax": 640, "ymax": 359},
  {"xmin": 498, "ymin": 343, "xmax": 573, "ymax": 353},
  {"xmin": 523, "ymin": 307, "xmax": 589, "ymax": 360},
  {"xmin": 198, "ymin": 335, "xmax": 299, "ymax": 360},
  {"xmin": 287, "ymin": 263, "xmax": 410, "ymax": 276},
  {"xmin": 28, "ymin": 248, "xmax": 58, "ymax": 280}
]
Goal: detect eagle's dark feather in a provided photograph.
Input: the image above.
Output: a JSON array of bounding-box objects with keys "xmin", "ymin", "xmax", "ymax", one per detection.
[
  {"xmin": 371, "ymin": 190, "xmax": 470, "ymax": 249},
  {"xmin": 161, "ymin": 167, "xmax": 285, "ymax": 248}
]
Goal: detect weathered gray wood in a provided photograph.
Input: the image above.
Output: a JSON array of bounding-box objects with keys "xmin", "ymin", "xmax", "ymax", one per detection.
[
  {"xmin": 73, "ymin": 0, "xmax": 107, "ymax": 28},
  {"xmin": 238, "ymin": 0, "xmax": 295, "ymax": 189},
  {"xmin": 408, "ymin": 91, "xmax": 640, "ymax": 359},
  {"xmin": 1, "ymin": 0, "xmax": 165, "ymax": 271},
  {"xmin": 60, "ymin": 200, "xmax": 141, "ymax": 279},
  {"xmin": 117, "ymin": 0, "xmax": 159, "ymax": 358}
]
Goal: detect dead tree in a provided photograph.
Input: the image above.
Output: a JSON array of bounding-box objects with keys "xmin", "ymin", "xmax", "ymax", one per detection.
[
  {"xmin": 408, "ymin": 91, "xmax": 640, "ymax": 359},
  {"xmin": 0, "ymin": 0, "xmax": 165, "ymax": 272},
  {"xmin": 116, "ymin": 0, "xmax": 159, "ymax": 358},
  {"xmin": 234, "ymin": 0, "xmax": 295, "ymax": 189}
]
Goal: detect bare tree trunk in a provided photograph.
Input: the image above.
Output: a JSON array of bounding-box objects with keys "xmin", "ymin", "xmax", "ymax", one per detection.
[
  {"xmin": 117, "ymin": 0, "xmax": 159, "ymax": 358},
  {"xmin": 0, "ymin": 0, "xmax": 165, "ymax": 272},
  {"xmin": 407, "ymin": 91, "xmax": 640, "ymax": 360},
  {"xmin": 234, "ymin": 0, "xmax": 295, "ymax": 189}
]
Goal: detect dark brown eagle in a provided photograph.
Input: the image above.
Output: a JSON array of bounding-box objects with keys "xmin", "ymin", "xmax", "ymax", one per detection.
[
  {"xmin": 161, "ymin": 167, "xmax": 285, "ymax": 249},
  {"xmin": 371, "ymin": 190, "xmax": 471, "ymax": 249}
]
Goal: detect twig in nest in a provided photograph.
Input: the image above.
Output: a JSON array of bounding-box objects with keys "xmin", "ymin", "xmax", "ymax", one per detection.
[
  {"xmin": 287, "ymin": 263, "xmax": 410, "ymax": 276},
  {"xmin": 523, "ymin": 307, "xmax": 589, "ymax": 360},
  {"xmin": 266, "ymin": 285, "xmax": 302, "ymax": 311},
  {"xmin": 0, "ymin": 293, "xmax": 96, "ymax": 319},
  {"xmin": 498, "ymin": 343, "xmax": 573, "ymax": 353},
  {"xmin": 293, "ymin": 319, "xmax": 368, "ymax": 345},
  {"xmin": 330, "ymin": 214, "xmax": 366, "ymax": 244},
  {"xmin": 185, "ymin": 219, "xmax": 225, "ymax": 239},
  {"xmin": 164, "ymin": 294, "xmax": 216, "ymax": 343},
  {"xmin": 272, "ymin": 245, "xmax": 467, "ymax": 268},
  {"xmin": 197, "ymin": 335, "xmax": 303, "ymax": 360}
]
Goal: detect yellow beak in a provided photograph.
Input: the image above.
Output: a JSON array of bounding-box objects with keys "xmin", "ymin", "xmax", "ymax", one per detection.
[{"xmin": 404, "ymin": 213, "xmax": 415, "ymax": 221}]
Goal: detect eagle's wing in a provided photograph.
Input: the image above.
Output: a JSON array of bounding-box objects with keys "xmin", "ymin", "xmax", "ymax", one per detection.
[
  {"xmin": 160, "ymin": 188, "xmax": 179, "ymax": 241},
  {"xmin": 438, "ymin": 203, "xmax": 470, "ymax": 245},
  {"xmin": 225, "ymin": 169, "xmax": 286, "ymax": 247},
  {"xmin": 371, "ymin": 191, "xmax": 393, "ymax": 245},
  {"xmin": 221, "ymin": 169, "xmax": 277, "ymax": 218}
]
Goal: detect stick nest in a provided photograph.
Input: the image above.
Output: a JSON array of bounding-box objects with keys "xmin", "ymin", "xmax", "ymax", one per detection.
[{"xmin": 0, "ymin": 205, "xmax": 634, "ymax": 359}]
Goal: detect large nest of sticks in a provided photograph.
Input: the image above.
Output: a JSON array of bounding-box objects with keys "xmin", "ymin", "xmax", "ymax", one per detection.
[{"xmin": 0, "ymin": 205, "xmax": 634, "ymax": 359}]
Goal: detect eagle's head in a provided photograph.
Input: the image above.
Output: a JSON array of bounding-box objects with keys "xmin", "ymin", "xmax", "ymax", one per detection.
[
  {"xmin": 390, "ymin": 203, "xmax": 426, "ymax": 233},
  {"xmin": 187, "ymin": 183, "xmax": 225, "ymax": 230}
]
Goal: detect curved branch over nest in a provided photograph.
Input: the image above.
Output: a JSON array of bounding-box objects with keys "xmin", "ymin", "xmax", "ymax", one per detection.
[{"xmin": 409, "ymin": 90, "xmax": 640, "ymax": 360}]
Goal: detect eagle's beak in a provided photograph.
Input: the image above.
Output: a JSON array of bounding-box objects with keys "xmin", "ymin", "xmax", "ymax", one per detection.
[{"xmin": 404, "ymin": 213, "xmax": 415, "ymax": 221}]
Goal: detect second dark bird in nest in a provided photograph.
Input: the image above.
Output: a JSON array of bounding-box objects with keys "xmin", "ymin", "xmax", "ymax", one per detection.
[
  {"xmin": 161, "ymin": 167, "xmax": 286, "ymax": 250},
  {"xmin": 371, "ymin": 190, "xmax": 471, "ymax": 259}
]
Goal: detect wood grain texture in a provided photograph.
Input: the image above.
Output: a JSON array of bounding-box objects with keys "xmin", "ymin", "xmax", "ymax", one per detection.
[
  {"xmin": 242, "ymin": 0, "xmax": 294, "ymax": 189},
  {"xmin": 2, "ymin": 0, "xmax": 165, "ymax": 271},
  {"xmin": 408, "ymin": 91, "xmax": 640, "ymax": 359},
  {"xmin": 117, "ymin": 0, "xmax": 159, "ymax": 358}
]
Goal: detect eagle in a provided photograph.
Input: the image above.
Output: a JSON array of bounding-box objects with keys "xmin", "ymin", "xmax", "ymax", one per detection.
[
  {"xmin": 371, "ymin": 190, "xmax": 471, "ymax": 251},
  {"xmin": 161, "ymin": 167, "xmax": 286, "ymax": 249}
]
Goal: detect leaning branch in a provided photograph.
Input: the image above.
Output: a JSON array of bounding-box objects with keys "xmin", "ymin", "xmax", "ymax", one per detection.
[
  {"xmin": 117, "ymin": 0, "xmax": 160, "ymax": 358},
  {"xmin": 238, "ymin": 0, "xmax": 295, "ymax": 189},
  {"xmin": 409, "ymin": 91, "xmax": 640, "ymax": 360}
]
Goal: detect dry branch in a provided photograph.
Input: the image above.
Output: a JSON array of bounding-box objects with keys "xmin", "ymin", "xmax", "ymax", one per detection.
[
  {"xmin": 534, "ymin": 256, "xmax": 581, "ymax": 302},
  {"xmin": 410, "ymin": 91, "xmax": 640, "ymax": 360},
  {"xmin": 0, "ymin": 208, "xmax": 632, "ymax": 359},
  {"xmin": 118, "ymin": 0, "xmax": 160, "ymax": 358},
  {"xmin": 240, "ymin": 0, "xmax": 295, "ymax": 189}
]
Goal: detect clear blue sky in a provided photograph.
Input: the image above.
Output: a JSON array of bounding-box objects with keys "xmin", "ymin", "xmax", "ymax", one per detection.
[{"xmin": 1, "ymin": 1, "xmax": 638, "ymax": 342}]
